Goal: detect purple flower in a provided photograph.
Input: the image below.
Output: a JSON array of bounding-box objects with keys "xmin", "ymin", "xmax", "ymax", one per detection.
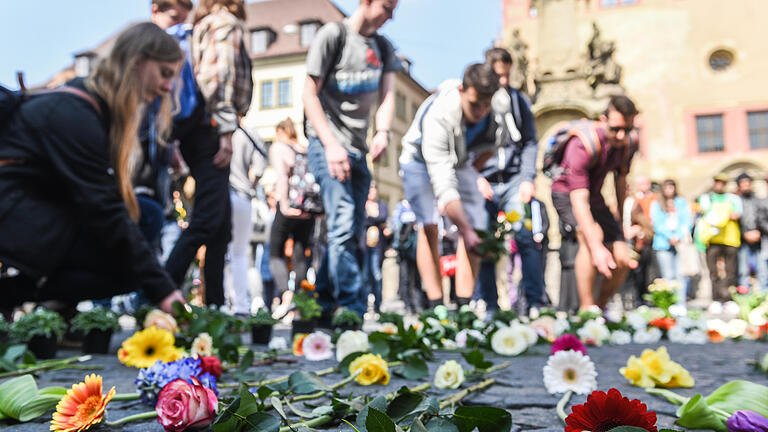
[
  {"xmin": 135, "ymin": 357, "xmax": 209, "ymax": 406},
  {"xmin": 727, "ymin": 410, "xmax": 768, "ymax": 432}
]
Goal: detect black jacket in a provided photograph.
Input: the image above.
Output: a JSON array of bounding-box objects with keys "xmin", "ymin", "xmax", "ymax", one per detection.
[{"xmin": 0, "ymin": 79, "xmax": 175, "ymax": 303}]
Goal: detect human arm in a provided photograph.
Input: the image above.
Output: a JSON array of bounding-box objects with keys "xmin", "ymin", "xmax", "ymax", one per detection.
[
  {"xmin": 615, "ymin": 172, "xmax": 628, "ymax": 223},
  {"xmin": 370, "ymin": 72, "xmax": 396, "ymax": 162},
  {"xmin": 444, "ymin": 199, "xmax": 481, "ymax": 252},
  {"xmin": 268, "ymin": 143, "xmax": 303, "ymax": 217},
  {"xmin": 570, "ymin": 188, "xmax": 616, "ymax": 278},
  {"xmin": 516, "ymin": 92, "xmax": 537, "ymax": 203}
]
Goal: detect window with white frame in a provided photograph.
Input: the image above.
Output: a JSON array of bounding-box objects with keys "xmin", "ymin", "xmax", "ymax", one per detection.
[
  {"xmin": 300, "ymin": 23, "xmax": 319, "ymax": 47},
  {"xmin": 261, "ymin": 81, "xmax": 275, "ymax": 108},
  {"xmin": 251, "ymin": 30, "xmax": 269, "ymax": 54},
  {"xmin": 278, "ymin": 79, "xmax": 291, "ymax": 107}
]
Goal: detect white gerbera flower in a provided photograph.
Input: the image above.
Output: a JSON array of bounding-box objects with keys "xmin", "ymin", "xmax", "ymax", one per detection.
[
  {"xmin": 542, "ymin": 350, "xmax": 598, "ymax": 394},
  {"xmin": 577, "ymin": 320, "xmax": 610, "ymax": 346},
  {"xmin": 434, "ymin": 360, "xmax": 465, "ymax": 389},
  {"xmin": 609, "ymin": 330, "xmax": 631, "ymax": 345},
  {"xmin": 302, "ymin": 332, "xmax": 334, "ymax": 361},
  {"xmin": 554, "ymin": 318, "xmax": 571, "ymax": 336},
  {"xmin": 675, "ymin": 316, "xmax": 694, "ymax": 330},
  {"xmin": 335, "ymin": 330, "xmax": 369, "ymax": 362},
  {"xmin": 190, "ymin": 332, "xmax": 213, "ymax": 357},
  {"xmin": 268, "ymin": 336, "xmax": 288, "ymax": 350},
  {"xmin": 633, "ymin": 327, "xmax": 662, "ymax": 344},
  {"xmin": 491, "ymin": 326, "xmax": 528, "ymax": 356},
  {"xmin": 667, "ymin": 326, "xmax": 687, "ymax": 343}
]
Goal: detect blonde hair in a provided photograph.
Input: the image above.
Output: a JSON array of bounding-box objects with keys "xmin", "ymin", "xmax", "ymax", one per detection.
[
  {"xmin": 86, "ymin": 22, "xmax": 182, "ymax": 220},
  {"xmin": 193, "ymin": 0, "xmax": 246, "ymax": 24},
  {"xmin": 276, "ymin": 118, "xmax": 298, "ymax": 141}
]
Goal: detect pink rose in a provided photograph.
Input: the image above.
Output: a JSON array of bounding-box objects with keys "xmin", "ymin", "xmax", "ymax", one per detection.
[
  {"xmin": 156, "ymin": 377, "xmax": 218, "ymax": 432},
  {"xmin": 199, "ymin": 355, "xmax": 222, "ymax": 379}
]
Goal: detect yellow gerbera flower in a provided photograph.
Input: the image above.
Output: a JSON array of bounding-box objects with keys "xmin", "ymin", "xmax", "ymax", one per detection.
[
  {"xmin": 50, "ymin": 374, "xmax": 115, "ymax": 432},
  {"xmin": 118, "ymin": 327, "xmax": 182, "ymax": 368}
]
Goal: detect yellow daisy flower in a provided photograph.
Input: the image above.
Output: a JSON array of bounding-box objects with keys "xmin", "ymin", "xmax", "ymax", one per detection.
[{"xmin": 118, "ymin": 327, "xmax": 182, "ymax": 368}]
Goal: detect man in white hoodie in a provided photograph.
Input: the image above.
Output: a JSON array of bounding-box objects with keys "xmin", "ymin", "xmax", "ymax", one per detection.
[{"xmin": 400, "ymin": 63, "xmax": 509, "ymax": 308}]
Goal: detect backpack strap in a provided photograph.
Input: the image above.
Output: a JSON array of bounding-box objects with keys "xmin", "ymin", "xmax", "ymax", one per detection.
[
  {"xmin": 29, "ymin": 86, "xmax": 103, "ymax": 117},
  {"xmin": 237, "ymin": 125, "xmax": 267, "ymax": 158},
  {"xmin": 568, "ymin": 121, "xmax": 601, "ymax": 168},
  {"xmin": 320, "ymin": 22, "xmax": 347, "ymax": 89}
]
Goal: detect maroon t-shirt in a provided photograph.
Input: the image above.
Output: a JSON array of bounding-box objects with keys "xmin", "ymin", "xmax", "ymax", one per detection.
[{"xmin": 551, "ymin": 127, "xmax": 633, "ymax": 210}]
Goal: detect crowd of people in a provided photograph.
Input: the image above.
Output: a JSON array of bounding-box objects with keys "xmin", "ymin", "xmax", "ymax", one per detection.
[{"xmin": 0, "ymin": 0, "xmax": 759, "ymax": 327}]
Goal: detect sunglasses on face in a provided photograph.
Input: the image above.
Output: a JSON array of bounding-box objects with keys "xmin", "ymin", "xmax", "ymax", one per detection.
[{"xmin": 608, "ymin": 126, "xmax": 635, "ymax": 134}]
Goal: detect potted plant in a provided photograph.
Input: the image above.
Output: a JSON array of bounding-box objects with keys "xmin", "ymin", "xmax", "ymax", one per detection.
[
  {"xmin": 248, "ymin": 308, "xmax": 278, "ymax": 345},
  {"xmin": 10, "ymin": 309, "xmax": 66, "ymax": 359},
  {"xmin": 71, "ymin": 307, "xmax": 121, "ymax": 354},
  {"xmin": 0, "ymin": 315, "xmax": 8, "ymax": 344},
  {"xmin": 332, "ymin": 307, "xmax": 363, "ymax": 331},
  {"xmin": 292, "ymin": 289, "xmax": 322, "ymax": 337}
]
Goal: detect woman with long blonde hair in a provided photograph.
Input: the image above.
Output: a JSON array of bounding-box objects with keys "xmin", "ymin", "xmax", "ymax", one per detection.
[{"xmin": 0, "ymin": 22, "xmax": 185, "ymax": 314}]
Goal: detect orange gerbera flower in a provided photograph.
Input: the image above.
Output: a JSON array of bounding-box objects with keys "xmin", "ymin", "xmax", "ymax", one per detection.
[{"xmin": 51, "ymin": 374, "xmax": 116, "ymax": 432}]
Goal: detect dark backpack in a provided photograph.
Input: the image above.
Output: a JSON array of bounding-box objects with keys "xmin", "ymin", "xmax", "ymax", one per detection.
[
  {"xmin": 541, "ymin": 120, "xmax": 602, "ymax": 180},
  {"xmin": 302, "ymin": 22, "xmax": 392, "ymax": 138},
  {"xmin": 1, "ymin": 84, "xmax": 101, "ymax": 135},
  {"xmin": 287, "ymin": 146, "xmax": 324, "ymax": 214}
]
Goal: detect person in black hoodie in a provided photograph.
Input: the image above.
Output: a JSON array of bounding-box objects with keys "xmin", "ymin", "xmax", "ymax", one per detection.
[{"xmin": 0, "ymin": 22, "xmax": 186, "ymax": 314}]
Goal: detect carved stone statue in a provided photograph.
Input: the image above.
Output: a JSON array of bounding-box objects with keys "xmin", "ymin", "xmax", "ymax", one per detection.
[
  {"xmin": 509, "ymin": 29, "xmax": 530, "ymax": 94},
  {"xmin": 585, "ymin": 22, "xmax": 622, "ymax": 89}
]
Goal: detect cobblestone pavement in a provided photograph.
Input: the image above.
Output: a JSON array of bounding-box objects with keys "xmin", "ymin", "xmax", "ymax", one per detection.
[{"xmin": 3, "ymin": 328, "xmax": 766, "ymax": 432}]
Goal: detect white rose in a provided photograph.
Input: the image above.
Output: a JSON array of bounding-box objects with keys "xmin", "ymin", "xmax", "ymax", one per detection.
[
  {"xmin": 748, "ymin": 303, "xmax": 768, "ymax": 326},
  {"xmin": 633, "ymin": 327, "xmax": 662, "ymax": 344},
  {"xmin": 554, "ymin": 318, "xmax": 570, "ymax": 336},
  {"xmin": 434, "ymin": 360, "xmax": 465, "ymax": 389},
  {"xmin": 626, "ymin": 312, "xmax": 648, "ymax": 331},
  {"xmin": 724, "ymin": 319, "xmax": 748, "ymax": 338},
  {"xmin": 455, "ymin": 329, "xmax": 485, "ymax": 348},
  {"xmin": 676, "ymin": 316, "xmax": 694, "ymax": 330},
  {"xmin": 335, "ymin": 330, "xmax": 369, "ymax": 362},
  {"xmin": 577, "ymin": 320, "xmax": 610, "ymax": 346},
  {"xmin": 491, "ymin": 326, "xmax": 528, "ymax": 356},
  {"xmin": 667, "ymin": 326, "xmax": 687, "ymax": 343},
  {"xmin": 191, "ymin": 332, "xmax": 213, "ymax": 357},
  {"xmin": 512, "ymin": 323, "xmax": 539, "ymax": 346},
  {"xmin": 144, "ymin": 309, "xmax": 179, "ymax": 333},
  {"xmin": 684, "ymin": 329, "xmax": 707, "ymax": 345},
  {"xmin": 268, "ymin": 337, "xmax": 288, "ymax": 350},
  {"xmin": 609, "ymin": 330, "xmax": 631, "ymax": 345}
]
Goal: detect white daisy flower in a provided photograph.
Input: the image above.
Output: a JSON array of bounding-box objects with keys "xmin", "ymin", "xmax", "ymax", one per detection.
[
  {"xmin": 491, "ymin": 326, "xmax": 528, "ymax": 356},
  {"xmin": 577, "ymin": 320, "xmax": 610, "ymax": 346},
  {"xmin": 609, "ymin": 330, "xmax": 632, "ymax": 345},
  {"xmin": 542, "ymin": 350, "xmax": 598, "ymax": 394}
]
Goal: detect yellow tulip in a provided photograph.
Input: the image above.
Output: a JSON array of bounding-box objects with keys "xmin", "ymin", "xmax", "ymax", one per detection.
[{"xmin": 349, "ymin": 353, "xmax": 390, "ymax": 386}]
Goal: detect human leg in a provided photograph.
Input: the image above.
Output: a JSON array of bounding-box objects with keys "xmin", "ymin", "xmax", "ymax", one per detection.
[
  {"xmin": 738, "ymin": 245, "xmax": 752, "ymax": 288},
  {"xmin": 417, "ymin": 225, "xmax": 442, "ymax": 302},
  {"xmin": 228, "ymin": 190, "xmax": 253, "ymax": 314},
  {"xmin": 596, "ymin": 240, "xmax": 631, "ymax": 307},
  {"xmin": 269, "ymin": 207, "xmax": 292, "ymax": 299},
  {"xmin": 575, "ymin": 230, "xmax": 598, "ymax": 308},
  {"xmin": 723, "ymin": 245, "xmax": 739, "ymax": 293}
]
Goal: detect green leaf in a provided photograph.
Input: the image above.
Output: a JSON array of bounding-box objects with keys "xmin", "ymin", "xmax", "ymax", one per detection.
[
  {"xmin": 270, "ymin": 396, "xmax": 288, "ymax": 420},
  {"xmin": 288, "ymin": 371, "xmax": 329, "ymax": 395},
  {"xmin": 607, "ymin": 428, "xmax": 656, "ymax": 432},
  {"xmin": 213, "ymin": 383, "xmax": 263, "ymax": 432},
  {"xmin": 366, "ymin": 407, "xmax": 396, "ymax": 432},
  {"xmin": 369, "ymin": 335, "xmax": 391, "ymax": 358},
  {"xmin": 426, "ymin": 417, "xmax": 459, "ymax": 432},
  {"xmin": 237, "ymin": 350, "xmax": 255, "ymax": 375},
  {"xmin": 38, "ymin": 387, "xmax": 67, "ymax": 396},
  {"xmin": 461, "ymin": 350, "xmax": 492, "ymax": 370},
  {"xmin": 256, "ymin": 386, "xmax": 274, "ymax": 402},
  {"xmin": 706, "ymin": 380, "xmax": 768, "ymax": 418},
  {"xmin": 19, "ymin": 393, "xmax": 63, "ymax": 421},
  {"xmin": 451, "ymin": 406, "xmax": 512, "ymax": 432},
  {"xmin": 386, "ymin": 390, "xmax": 425, "ymax": 422},
  {"xmin": 411, "ymin": 418, "xmax": 429, "ymax": 432},
  {"xmin": 0, "ymin": 375, "xmax": 39, "ymax": 420},
  {"xmin": 357, "ymin": 396, "xmax": 388, "ymax": 432},
  {"xmin": 675, "ymin": 394, "xmax": 727, "ymax": 432},
  {"xmin": 243, "ymin": 412, "xmax": 280, "ymax": 432},
  {"xmin": 400, "ymin": 357, "xmax": 428, "ymax": 381},
  {"xmin": 3, "ymin": 345, "xmax": 27, "ymax": 363},
  {"xmin": 339, "ymin": 351, "xmax": 366, "ymax": 377}
]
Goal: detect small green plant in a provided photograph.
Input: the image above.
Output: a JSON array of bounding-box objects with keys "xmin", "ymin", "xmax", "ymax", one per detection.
[
  {"xmin": 332, "ymin": 307, "xmax": 363, "ymax": 327},
  {"xmin": 293, "ymin": 290, "xmax": 322, "ymax": 321},
  {"xmin": 0, "ymin": 315, "xmax": 8, "ymax": 334},
  {"xmin": 10, "ymin": 309, "xmax": 66, "ymax": 342},
  {"xmin": 248, "ymin": 308, "xmax": 278, "ymax": 326},
  {"xmin": 71, "ymin": 307, "xmax": 120, "ymax": 335},
  {"xmin": 492, "ymin": 308, "xmax": 518, "ymax": 324}
]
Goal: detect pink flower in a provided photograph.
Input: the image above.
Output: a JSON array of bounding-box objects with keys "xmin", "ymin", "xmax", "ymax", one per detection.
[
  {"xmin": 302, "ymin": 332, "xmax": 334, "ymax": 361},
  {"xmin": 551, "ymin": 334, "xmax": 587, "ymax": 355},
  {"xmin": 156, "ymin": 377, "xmax": 218, "ymax": 432}
]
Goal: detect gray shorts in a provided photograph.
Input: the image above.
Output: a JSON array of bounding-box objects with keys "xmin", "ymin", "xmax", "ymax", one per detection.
[{"xmin": 401, "ymin": 160, "xmax": 487, "ymax": 231}]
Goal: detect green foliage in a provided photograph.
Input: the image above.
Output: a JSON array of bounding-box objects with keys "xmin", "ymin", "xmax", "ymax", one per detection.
[
  {"xmin": 293, "ymin": 290, "xmax": 322, "ymax": 321},
  {"xmin": 451, "ymin": 406, "xmax": 511, "ymax": 432},
  {"xmin": 0, "ymin": 374, "xmax": 66, "ymax": 422},
  {"xmin": 174, "ymin": 305, "xmax": 245, "ymax": 363},
  {"xmin": 730, "ymin": 286, "xmax": 768, "ymax": 320},
  {"xmin": 462, "ymin": 350, "xmax": 493, "ymax": 371},
  {"xmin": 10, "ymin": 309, "xmax": 66, "ymax": 342},
  {"xmin": 0, "ymin": 344, "xmax": 30, "ymax": 373},
  {"xmin": 70, "ymin": 307, "xmax": 120, "ymax": 334},
  {"xmin": 248, "ymin": 308, "xmax": 277, "ymax": 326},
  {"xmin": 378, "ymin": 312, "xmax": 403, "ymax": 326},
  {"xmin": 0, "ymin": 315, "xmax": 8, "ymax": 334},
  {"xmin": 492, "ymin": 309, "xmax": 518, "ymax": 325},
  {"xmin": 332, "ymin": 307, "xmax": 363, "ymax": 327},
  {"xmin": 213, "ymin": 384, "xmax": 280, "ymax": 432},
  {"xmin": 672, "ymin": 380, "xmax": 768, "ymax": 431}
]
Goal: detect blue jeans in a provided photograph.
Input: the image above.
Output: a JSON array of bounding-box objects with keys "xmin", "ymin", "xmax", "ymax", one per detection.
[
  {"xmin": 476, "ymin": 177, "xmax": 546, "ymax": 310},
  {"xmin": 362, "ymin": 246, "xmax": 383, "ymax": 312},
  {"xmin": 655, "ymin": 248, "xmax": 686, "ymax": 303},
  {"xmin": 308, "ymin": 138, "xmax": 371, "ymax": 315},
  {"xmin": 739, "ymin": 243, "xmax": 768, "ymax": 290}
]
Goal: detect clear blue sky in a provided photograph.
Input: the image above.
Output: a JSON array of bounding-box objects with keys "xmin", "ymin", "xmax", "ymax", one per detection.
[{"xmin": 1, "ymin": 0, "xmax": 501, "ymax": 90}]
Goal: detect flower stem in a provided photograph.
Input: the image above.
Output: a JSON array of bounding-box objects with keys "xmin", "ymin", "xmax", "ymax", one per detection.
[
  {"xmin": 290, "ymin": 370, "xmax": 361, "ymax": 402},
  {"xmin": 483, "ymin": 360, "xmax": 512, "ymax": 375},
  {"xmin": 106, "ymin": 410, "xmax": 157, "ymax": 426},
  {"xmin": 0, "ymin": 355, "xmax": 92, "ymax": 379},
  {"xmin": 111, "ymin": 393, "xmax": 141, "ymax": 402},
  {"xmin": 556, "ymin": 390, "xmax": 572, "ymax": 423},
  {"xmin": 219, "ymin": 366, "xmax": 338, "ymax": 389},
  {"xmin": 645, "ymin": 388, "xmax": 689, "ymax": 405},
  {"xmin": 439, "ymin": 378, "xmax": 495, "ymax": 409}
]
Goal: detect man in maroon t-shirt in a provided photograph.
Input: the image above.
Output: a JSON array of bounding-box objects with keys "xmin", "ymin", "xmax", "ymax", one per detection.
[{"xmin": 551, "ymin": 95, "xmax": 638, "ymax": 312}]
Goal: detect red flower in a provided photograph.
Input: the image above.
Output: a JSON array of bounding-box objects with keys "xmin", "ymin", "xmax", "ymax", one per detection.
[
  {"xmin": 198, "ymin": 356, "xmax": 222, "ymax": 379},
  {"xmin": 565, "ymin": 388, "xmax": 657, "ymax": 432},
  {"xmin": 649, "ymin": 317, "xmax": 676, "ymax": 331},
  {"xmin": 551, "ymin": 334, "xmax": 587, "ymax": 355}
]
